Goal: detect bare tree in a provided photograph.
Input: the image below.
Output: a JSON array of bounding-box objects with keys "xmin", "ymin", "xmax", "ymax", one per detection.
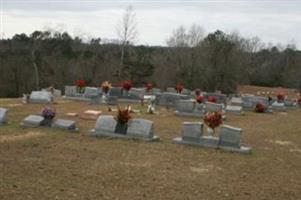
[{"xmin": 116, "ymin": 5, "xmax": 138, "ymax": 79}]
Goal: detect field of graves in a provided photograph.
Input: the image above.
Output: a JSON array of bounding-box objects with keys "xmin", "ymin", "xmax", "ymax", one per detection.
[{"xmin": 1, "ymin": 86, "xmax": 301, "ymax": 200}]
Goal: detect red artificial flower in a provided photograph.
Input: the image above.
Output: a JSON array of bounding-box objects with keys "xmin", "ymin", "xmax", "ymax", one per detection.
[
  {"xmin": 277, "ymin": 92, "xmax": 285, "ymax": 102},
  {"xmin": 122, "ymin": 80, "xmax": 133, "ymax": 91},
  {"xmin": 196, "ymin": 95, "xmax": 204, "ymax": 104},
  {"xmin": 75, "ymin": 79, "xmax": 86, "ymax": 88},
  {"xmin": 175, "ymin": 83, "xmax": 184, "ymax": 93},
  {"xmin": 116, "ymin": 106, "xmax": 132, "ymax": 124},
  {"xmin": 208, "ymin": 96, "xmax": 217, "ymax": 103},
  {"xmin": 255, "ymin": 103, "xmax": 266, "ymax": 113},
  {"xmin": 204, "ymin": 112, "xmax": 223, "ymax": 130},
  {"xmin": 145, "ymin": 83, "xmax": 153, "ymax": 92}
]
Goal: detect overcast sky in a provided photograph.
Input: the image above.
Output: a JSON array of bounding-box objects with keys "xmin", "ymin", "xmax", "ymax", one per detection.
[{"xmin": 1, "ymin": 0, "xmax": 301, "ymax": 48}]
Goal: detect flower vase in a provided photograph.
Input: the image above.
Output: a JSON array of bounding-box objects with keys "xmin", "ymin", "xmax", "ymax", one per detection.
[
  {"xmin": 114, "ymin": 122, "xmax": 128, "ymax": 135},
  {"xmin": 207, "ymin": 127, "xmax": 214, "ymax": 137},
  {"xmin": 102, "ymin": 93, "xmax": 107, "ymax": 103}
]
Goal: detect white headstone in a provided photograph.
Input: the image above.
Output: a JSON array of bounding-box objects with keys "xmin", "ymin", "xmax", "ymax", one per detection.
[
  {"xmin": 182, "ymin": 122, "xmax": 203, "ymax": 142},
  {"xmin": 205, "ymin": 102, "xmax": 223, "ymax": 113},
  {"xmin": 219, "ymin": 125, "xmax": 242, "ymax": 148},
  {"xmin": 94, "ymin": 115, "xmax": 117, "ymax": 134}
]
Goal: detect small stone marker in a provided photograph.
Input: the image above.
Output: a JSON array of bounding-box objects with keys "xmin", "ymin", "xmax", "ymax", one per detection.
[
  {"xmin": 230, "ymin": 97, "xmax": 243, "ymax": 106},
  {"xmin": 22, "ymin": 115, "xmax": 44, "ymax": 127},
  {"xmin": 0, "ymin": 108, "xmax": 8, "ymax": 124},
  {"xmin": 80, "ymin": 110, "xmax": 102, "ymax": 120},
  {"xmin": 66, "ymin": 113, "xmax": 78, "ymax": 117},
  {"xmin": 52, "ymin": 119, "xmax": 78, "ymax": 131}
]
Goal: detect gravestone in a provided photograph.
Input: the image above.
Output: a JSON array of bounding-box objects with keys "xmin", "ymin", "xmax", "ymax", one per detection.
[
  {"xmin": 0, "ymin": 108, "xmax": 8, "ymax": 124},
  {"xmin": 219, "ymin": 125, "xmax": 251, "ymax": 154},
  {"xmin": 205, "ymin": 102, "xmax": 223, "ymax": 113},
  {"xmin": 152, "ymin": 88, "xmax": 162, "ymax": 95},
  {"xmin": 230, "ymin": 97, "xmax": 243, "ymax": 106},
  {"xmin": 65, "ymin": 86, "xmax": 77, "ymax": 97},
  {"xmin": 29, "ymin": 91, "xmax": 53, "ymax": 103},
  {"xmin": 175, "ymin": 100, "xmax": 204, "ymax": 117},
  {"xmin": 166, "ymin": 87, "xmax": 177, "ymax": 93},
  {"xmin": 52, "ymin": 119, "xmax": 78, "ymax": 131},
  {"xmin": 204, "ymin": 93, "xmax": 227, "ymax": 105},
  {"xmin": 84, "ymin": 87, "xmax": 100, "ymax": 98},
  {"xmin": 127, "ymin": 119, "xmax": 154, "ymax": 139},
  {"xmin": 182, "ymin": 122, "xmax": 203, "ymax": 142},
  {"xmin": 128, "ymin": 88, "xmax": 145, "ymax": 100},
  {"xmin": 242, "ymin": 96, "xmax": 269, "ymax": 111},
  {"xmin": 22, "ymin": 115, "xmax": 44, "ymax": 127},
  {"xmin": 272, "ymin": 102, "xmax": 286, "ymax": 112},
  {"xmin": 156, "ymin": 92, "xmax": 190, "ymax": 107},
  {"xmin": 284, "ymin": 99, "xmax": 297, "ymax": 108},
  {"xmin": 109, "ymin": 87, "xmax": 123, "ymax": 98},
  {"xmin": 90, "ymin": 115, "xmax": 117, "ymax": 136},
  {"xmin": 107, "ymin": 96, "xmax": 118, "ymax": 105},
  {"xmin": 181, "ymin": 88, "xmax": 191, "ymax": 95},
  {"xmin": 226, "ymin": 105, "xmax": 243, "ymax": 115}
]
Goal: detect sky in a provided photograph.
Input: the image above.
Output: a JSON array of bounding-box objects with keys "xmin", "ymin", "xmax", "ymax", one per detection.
[{"xmin": 1, "ymin": 0, "xmax": 301, "ymax": 48}]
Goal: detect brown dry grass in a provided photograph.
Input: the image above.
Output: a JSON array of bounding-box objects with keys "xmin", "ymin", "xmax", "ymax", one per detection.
[{"xmin": 1, "ymin": 97, "xmax": 301, "ymax": 200}]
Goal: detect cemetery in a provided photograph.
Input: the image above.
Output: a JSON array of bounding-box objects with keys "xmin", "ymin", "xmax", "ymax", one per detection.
[{"xmin": 1, "ymin": 84, "xmax": 301, "ymax": 199}]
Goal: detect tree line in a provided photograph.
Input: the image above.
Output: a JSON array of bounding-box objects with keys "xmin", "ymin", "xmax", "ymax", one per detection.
[{"xmin": 0, "ymin": 28, "xmax": 300, "ymax": 97}]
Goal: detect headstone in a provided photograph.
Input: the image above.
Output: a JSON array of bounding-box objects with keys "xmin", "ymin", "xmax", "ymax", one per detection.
[
  {"xmin": 53, "ymin": 89, "xmax": 62, "ymax": 97},
  {"xmin": 272, "ymin": 102, "xmax": 286, "ymax": 112},
  {"xmin": 0, "ymin": 108, "xmax": 8, "ymax": 124},
  {"xmin": 181, "ymin": 88, "xmax": 191, "ymax": 95},
  {"xmin": 182, "ymin": 122, "xmax": 203, "ymax": 142},
  {"xmin": 166, "ymin": 87, "xmax": 177, "ymax": 93},
  {"xmin": 284, "ymin": 99, "xmax": 297, "ymax": 108},
  {"xmin": 205, "ymin": 102, "xmax": 223, "ymax": 113},
  {"xmin": 22, "ymin": 115, "xmax": 44, "ymax": 127},
  {"xmin": 84, "ymin": 87, "xmax": 100, "ymax": 98},
  {"xmin": 242, "ymin": 96, "xmax": 269, "ymax": 111},
  {"xmin": 128, "ymin": 88, "xmax": 145, "ymax": 100},
  {"xmin": 109, "ymin": 87, "xmax": 123, "ymax": 98},
  {"xmin": 218, "ymin": 125, "xmax": 252, "ymax": 154},
  {"xmin": 156, "ymin": 92, "xmax": 190, "ymax": 107},
  {"xmin": 52, "ymin": 119, "xmax": 77, "ymax": 131},
  {"xmin": 65, "ymin": 86, "xmax": 77, "ymax": 97},
  {"xmin": 230, "ymin": 97, "xmax": 243, "ymax": 106},
  {"xmin": 107, "ymin": 96, "xmax": 118, "ymax": 105},
  {"xmin": 176, "ymin": 100, "xmax": 195, "ymax": 113},
  {"xmin": 152, "ymin": 88, "xmax": 162, "ymax": 95},
  {"xmin": 29, "ymin": 91, "xmax": 53, "ymax": 103},
  {"xmin": 204, "ymin": 93, "xmax": 227, "ymax": 105},
  {"xmin": 127, "ymin": 119, "xmax": 154, "ymax": 139},
  {"xmin": 93, "ymin": 115, "xmax": 117, "ymax": 135},
  {"xmin": 226, "ymin": 105, "xmax": 243, "ymax": 114}
]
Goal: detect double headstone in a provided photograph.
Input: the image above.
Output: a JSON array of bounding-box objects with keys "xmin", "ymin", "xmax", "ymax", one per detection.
[
  {"xmin": 29, "ymin": 91, "xmax": 53, "ymax": 103},
  {"xmin": 242, "ymin": 96, "xmax": 270, "ymax": 112},
  {"xmin": 90, "ymin": 116, "xmax": 159, "ymax": 141},
  {"xmin": 0, "ymin": 108, "xmax": 8, "ymax": 124},
  {"xmin": 156, "ymin": 92, "xmax": 190, "ymax": 107}
]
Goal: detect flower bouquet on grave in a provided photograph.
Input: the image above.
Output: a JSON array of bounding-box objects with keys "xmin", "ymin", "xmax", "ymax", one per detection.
[
  {"xmin": 75, "ymin": 79, "xmax": 86, "ymax": 93},
  {"xmin": 41, "ymin": 106, "xmax": 56, "ymax": 126},
  {"xmin": 114, "ymin": 106, "xmax": 132, "ymax": 134},
  {"xmin": 175, "ymin": 83, "xmax": 184, "ymax": 94},
  {"xmin": 101, "ymin": 81, "xmax": 112, "ymax": 102},
  {"xmin": 121, "ymin": 80, "xmax": 133, "ymax": 96},
  {"xmin": 203, "ymin": 111, "xmax": 223, "ymax": 136},
  {"xmin": 196, "ymin": 95, "xmax": 204, "ymax": 104},
  {"xmin": 208, "ymin": 96, "xmax": 217, "ymax": 103},
  {"xmin": 145, "ymin": 83, "xmax": 153, "ymax": 93},
  {"xmin": 254, "ymin": 102, "xmax": 266, "ymax": 113},
  {"xmin": 277, "ymin": 92, "xmax": 285, "ymax": 102}
]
